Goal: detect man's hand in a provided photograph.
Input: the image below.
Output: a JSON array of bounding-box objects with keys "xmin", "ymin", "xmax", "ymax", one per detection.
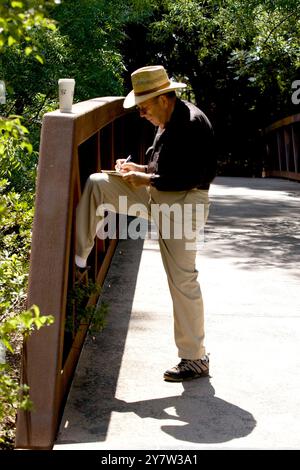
[
  {"xmin": 122, "ymin": 171, "xmax": 152, "ymax": 187},
  {"xmin": 115, "ymin": 159, "xmax": 146, "ymax": 174}
]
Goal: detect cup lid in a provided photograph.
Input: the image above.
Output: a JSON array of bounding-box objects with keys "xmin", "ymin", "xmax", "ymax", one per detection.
[{"xmin": 58, "ymin": 78, "xmax": 75, "ymax": 83}]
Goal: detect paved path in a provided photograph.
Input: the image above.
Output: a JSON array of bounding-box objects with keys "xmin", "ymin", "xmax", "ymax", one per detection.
[{"xmin": 54, "ymin": 177, "xmax": 300, "ymax": 450}]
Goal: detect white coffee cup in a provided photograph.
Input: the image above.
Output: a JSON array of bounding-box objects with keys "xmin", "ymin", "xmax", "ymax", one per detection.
[
  {"xmin": 58, "ymin": 78, "xmax": 75, "ymax": 113},
  {"xmin": 0, "ymin": 340, "xmax": 5, "ymax": 364},
  {"xmin": 0, "ymin": 80, "xmax": 6, "ymax": 104}
]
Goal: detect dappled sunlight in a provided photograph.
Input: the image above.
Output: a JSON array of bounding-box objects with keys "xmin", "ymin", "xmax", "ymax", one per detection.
[{"xmin": 205, "ymin": 178, "xmax": 300, "ymax": 275}]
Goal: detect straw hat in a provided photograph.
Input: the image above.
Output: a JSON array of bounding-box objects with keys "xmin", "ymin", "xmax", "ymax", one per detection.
[{"xmin": 123, "ymin": 65, "xmax": 186, "ymax": 109}]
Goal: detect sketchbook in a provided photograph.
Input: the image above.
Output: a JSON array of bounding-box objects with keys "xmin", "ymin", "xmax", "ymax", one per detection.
[{"xmin": 101, "ymin": 170, "xmax": 123, "ymax": 176}]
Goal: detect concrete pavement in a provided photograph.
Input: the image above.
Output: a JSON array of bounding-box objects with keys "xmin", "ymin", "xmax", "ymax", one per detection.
[{"xmin": 54, "ymin": 177, "xmax": 300, "ymax": 450}]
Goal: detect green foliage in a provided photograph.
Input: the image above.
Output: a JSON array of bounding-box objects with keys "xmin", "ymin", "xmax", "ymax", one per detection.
[
  {"xmin": 223, "ymin": 1, "xmax": 300, "ymax": 86},
  {"xmin": 0, "ymin": 304, "xmax": 54, "ymax": 351},
  {"xmin": 124, "ymin": 0, "xmax": 299, "ymax": 174},
  {"xmin": 0, "ymin": 117, "xmax": 36, "ymax": 192},
  {"xmin": 0, "ymin": 305, "xmax": 54, "ymax": 446},
  {"xmin": 0, "ymin": 179, "xmax": 34, "ymax": 318},
  {"xmin": 0, "ymin": 1, "xmax": 148, "ymax": 127},
  {"xmin": 0, "ymin": 0, "xmax": 58, "ymax": 61},
  {"xmin": 0, "ymin": 0, "xmax": 297, "ymax": 177},
  {"xmin": 0, "ymin": 365, "xmax": 32, "ymax": 447},
  {"xmin": 66, "ymin": 280, "xmax": 108, "ymax": 337},
  {"xmin": 147, "ymin": 0, "xmax": 300, "ymax": 106},
  {"xmin": 0, "ymin": 2, "xmax": 55, "ymax": 329},
  {"xmin": 0, "ymin": 4, "xmax": 56, "ymax": 352},
  {"xmin": 50, "ymin": 0, "xmax": 127, "ymax": 100}
]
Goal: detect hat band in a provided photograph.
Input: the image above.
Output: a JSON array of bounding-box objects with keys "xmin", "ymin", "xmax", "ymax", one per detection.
[{"xmin": 134, "ymin": 80, "xmax": 171, "ymax": 97}]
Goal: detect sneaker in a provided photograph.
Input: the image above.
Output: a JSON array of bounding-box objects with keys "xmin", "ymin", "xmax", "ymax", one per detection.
[{"xmin": 163, "ymin": 355, "xmax": 209, "ymax": 382}]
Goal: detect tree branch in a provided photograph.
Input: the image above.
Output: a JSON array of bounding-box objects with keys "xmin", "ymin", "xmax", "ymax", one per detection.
[{"xmin": 263, "ymin": 8, "xmax": 300, "ymax": 46}]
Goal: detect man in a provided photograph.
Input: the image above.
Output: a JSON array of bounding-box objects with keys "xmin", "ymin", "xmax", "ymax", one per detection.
[{"xmin": 75, "ymin": 65, "xmax": 216, "ymax": 381}]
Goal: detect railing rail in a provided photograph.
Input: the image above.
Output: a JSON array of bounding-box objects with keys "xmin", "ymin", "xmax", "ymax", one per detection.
[
  {"xmin": 15, "ymin": 97, "xmax": 152, "ymax": 449},
  {"xmin": 263, "ymin": 113, "xmax": 300, "ymax": 181}
]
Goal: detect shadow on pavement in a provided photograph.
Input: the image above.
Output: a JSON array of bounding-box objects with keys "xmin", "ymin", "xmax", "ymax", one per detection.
[
  {"xmin": 113, "ymin": 378, "xmax": 256, "ymax": 444},
  {"xmin": 57, "ymin": 237, "xmax": 145, "ymax": 445}
]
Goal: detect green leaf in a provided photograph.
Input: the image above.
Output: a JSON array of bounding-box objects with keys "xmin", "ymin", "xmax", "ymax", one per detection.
[
  {"xmin": 0, "ymin": 337, "xmax": 14, "ymax": 354},
  {"xmin": 11, "ymin": 1, "xmax": 23, "ymax": 8},
  {"xmin": 25, "ymin": 46, "xmax": 33, "ymax": 56},
  {"xmin": 35, "ymin": 54, "xmax": 44, "ymax": 64},
  {"xmin": 46, "ymin": 23, "xmax": 56, "ymax": 31},
  {"xmin": 20, "ymin": 141, "xmax": 33, "ymax": 153},
  {"xmin": 8, "ymin": 36, "xmax": 17, "ymax": 46}
]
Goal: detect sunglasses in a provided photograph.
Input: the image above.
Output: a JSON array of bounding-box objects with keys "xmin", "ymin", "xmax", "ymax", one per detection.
[{"xmin": 136, "ymin": 97, "xmax": 159, "ymax": 114}]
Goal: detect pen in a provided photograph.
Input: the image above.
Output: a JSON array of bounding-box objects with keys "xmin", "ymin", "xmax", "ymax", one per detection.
[{"xmin": 116, "ymin": 155, "xmax": 131, "ymax": 172}]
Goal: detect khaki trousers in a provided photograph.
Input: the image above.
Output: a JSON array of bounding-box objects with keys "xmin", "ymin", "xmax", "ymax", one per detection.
[{"xmin": 76, "ymin": 173, "xmax": 209, "ymax": 359}]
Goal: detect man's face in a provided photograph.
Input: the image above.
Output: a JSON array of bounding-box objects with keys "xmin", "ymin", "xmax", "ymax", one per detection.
[{"xmin": 137, "ymin": 96, "xmax": 167, "ymax": 128}]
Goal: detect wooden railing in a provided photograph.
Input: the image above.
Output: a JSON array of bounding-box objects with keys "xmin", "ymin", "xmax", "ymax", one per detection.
[
  {"xmin": 15, "ymin": 97, "xmax": 152, "ymax": 449},
  {"xmin": 263, "ymin": 113, "xmax": 300, "ymax": 181}
]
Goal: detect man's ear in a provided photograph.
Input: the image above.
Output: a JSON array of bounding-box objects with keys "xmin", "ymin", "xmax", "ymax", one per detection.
[{"xmin": 159, "ymin": 94, "xmax": 168, "ymax": 108}]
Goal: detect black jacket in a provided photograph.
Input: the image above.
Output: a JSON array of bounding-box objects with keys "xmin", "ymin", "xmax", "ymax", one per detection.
[{"xmin": 146, "ymin": 98, "xmax": 217, "ymax": 191}]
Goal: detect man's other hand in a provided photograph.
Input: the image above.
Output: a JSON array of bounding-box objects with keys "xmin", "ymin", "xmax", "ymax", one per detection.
[{"xmin": 122, "ymin": 171, "xmax": 151, "ymax": 187}]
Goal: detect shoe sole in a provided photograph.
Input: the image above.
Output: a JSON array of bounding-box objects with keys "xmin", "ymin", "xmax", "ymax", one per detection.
[
  {"xmin": 163, "ymin": 370, "xmax": 209, "ymax": 382},
  {"xmin": 75, "ymin": 267, "xmax": 90, "ymax": 283}
]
